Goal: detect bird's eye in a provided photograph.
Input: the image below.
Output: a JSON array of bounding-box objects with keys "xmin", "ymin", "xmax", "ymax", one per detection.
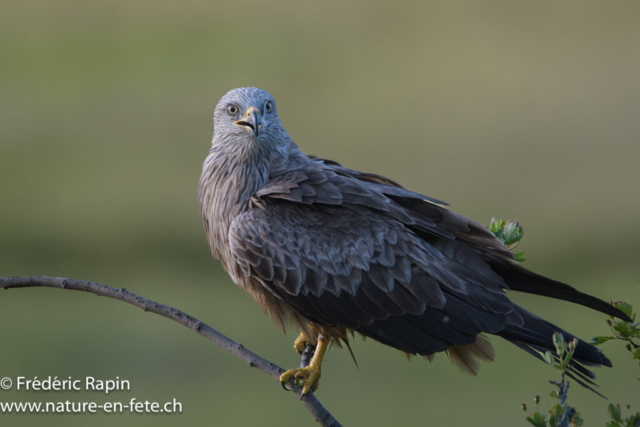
[
  {"xmin": 265, "ymin": 101, "xmax": 273, "ymax": 113},
  {"xmin": 227, "ymin": 104, "xmax": 238, "ymax": 115}
]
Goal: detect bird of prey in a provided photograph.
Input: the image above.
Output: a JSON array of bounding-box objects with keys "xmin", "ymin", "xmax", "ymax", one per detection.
[{"xmin": 198, "ymin": 87, "xmax": 630, "ymax": 397}]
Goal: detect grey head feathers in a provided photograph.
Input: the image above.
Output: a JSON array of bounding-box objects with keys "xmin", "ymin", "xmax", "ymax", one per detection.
[{"xmin": 210, "ymin": 87, "xmax": 307, "ymax": 175}]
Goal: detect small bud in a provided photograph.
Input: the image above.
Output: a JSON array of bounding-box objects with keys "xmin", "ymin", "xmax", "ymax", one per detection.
[
  {"xmin": 520, "ymin": 404, "xmax": 527, "ymax": 411},
  {"xmin": 627, "ymin": 405, "xmax": 631, "ymax": 411},
  {"xmin": 533, "ymin": 395, "xmax": 540, "ymax": 404},
  {"xmin": 550, "ymin": 390, "xmax": 558, "ymax": 398},
  {"xmin": 626, "ymin": 343, "xmax": 632, "ymax": 351}
]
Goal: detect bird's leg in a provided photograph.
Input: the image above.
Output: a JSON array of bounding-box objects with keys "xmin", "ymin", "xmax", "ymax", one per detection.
[{"xmin": 280, "ymin": 335, "xmax": 328, "ymax": 397}]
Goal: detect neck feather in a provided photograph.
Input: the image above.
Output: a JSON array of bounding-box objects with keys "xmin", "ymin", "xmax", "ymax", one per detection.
[{"xmin": 198, "ymin": 136, "xmax": 271, "ymax": 259}]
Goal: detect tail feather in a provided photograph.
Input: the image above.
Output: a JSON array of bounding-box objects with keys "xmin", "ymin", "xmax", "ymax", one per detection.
[
  {"xmin": 490, "ymin": 261, "xmax": 632, "ymax": 322},
  {"xmin": 499, "ymin": 305, "xmax": 611, "ymax": 396},
  {"xmin": 501, "ymin": 306, "xmax": 611, "ymax": 367},
  {"xmin": 508, "ymin": 340, "xmax": 605, "ymax": 397}
]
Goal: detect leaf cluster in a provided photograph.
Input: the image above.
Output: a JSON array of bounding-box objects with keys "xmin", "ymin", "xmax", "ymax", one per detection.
[
  {"xmin": 488, "ymin": 218, "xmax": 526, "ymax": 261},
  {"xmin": 543, "ymin": 333, "xmax": 578, "ymax": 373},
  {"xmin": 521, "ymin": 402, "xmax": 584, "ymax": 427},
  {"xmin": 592, "ymin": 301, "xmax": 640, "ymax": 382},
  {"xmin": 606, "ymin": 403, "xmax": 640, "ymax": 427},
  {"xmin": 523, "ymin": 333, "xmax": 584, "ymax": 427}
]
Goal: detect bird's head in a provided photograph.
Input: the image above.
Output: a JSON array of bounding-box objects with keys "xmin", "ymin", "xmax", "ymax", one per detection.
[
  {"xmin": 208, "ymin": 87, "xmax": 307, "ymax": 177},
  {"xmin": 213, "ymin": 87, "xmax": 285, "ymax": 145}
]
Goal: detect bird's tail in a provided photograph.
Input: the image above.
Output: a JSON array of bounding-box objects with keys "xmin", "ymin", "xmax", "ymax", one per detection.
[
  {"xmin": 498, "ymin": 305, "xmax": 610, "ymax": 396},
  {"xmin": 489, "ymin": 259, "xmax": 632, "ymax": 322}
]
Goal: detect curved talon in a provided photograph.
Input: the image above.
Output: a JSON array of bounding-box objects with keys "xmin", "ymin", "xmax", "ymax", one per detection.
[
  {"xmin": 281, "ymin": 334, "xmax": 327, "ymax": 396},
  {"xmin": 295, "ymin": 343, "xmax": 308, "ymax": 356},
  {"xmin": 279, "ymin": 366, "xmax": 321, "ymax": 396},
  {"xmin": 281, "ymin": 380, "xmax": 292, "ymax": 391}
]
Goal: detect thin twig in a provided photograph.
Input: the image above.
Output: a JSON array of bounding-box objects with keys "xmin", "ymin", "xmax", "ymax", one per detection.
[
  {"xmin": 550, "ymin": 371, "xmax": 572, "ymax": 427},
  {"xmin": 0, "ymin": 276, "xmax": 342, "ymax": 427}
]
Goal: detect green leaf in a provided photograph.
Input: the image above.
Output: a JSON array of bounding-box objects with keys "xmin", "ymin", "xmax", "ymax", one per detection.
[
  {"xmin": 613, "ymin": 322, "xmax": 632, "ymax": 338},
  {"xmin": 591, "ymin": 336, "xmax": 616, "ymax": 345},
  {"xmin": 552, "ymin": 333, "xmax": 566, "ymax": 357},
  {"xmin": 628, "ymin": 413, "xmax": 640, "ymax": 427},
  {"xmin": 488, "ymin": 218, "xmax": 504, "ymax": 234},
  {"xmin": 543, "ymin": 351, "xmax": 555, "ymax": 366},
  {"xmin": 526, "ymin": 412, "xmax": 547, "ymax": 427},
  {"xmin": 614, "ymin": 301, "xmax": 634, "ymax": 319},
  {"xmin": 561, "ymin": 351, "xmax": 573, "ymax": 370},
  {"xmin": 608, "ymin": 403, "xmax": 622, "ymax": 422},
  {"xmin": 502, "ymin": 221, "xmax": 524, "ymax": 245},
  {"xmin": 514, "ymin": 251, "xmax": 527, "ymax": 262}
]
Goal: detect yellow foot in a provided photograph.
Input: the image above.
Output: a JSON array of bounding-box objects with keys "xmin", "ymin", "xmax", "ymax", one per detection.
[
  {"xmin": 280, "ymin": 366, "xmax": 321, "ymax": 396},
  {"xmin": 294, "ymin": 333, "xmax": 310, "ymax": 355},
  {"xmin": 281, "ymin": 334, "xmax": 328, "ymax": 397}
]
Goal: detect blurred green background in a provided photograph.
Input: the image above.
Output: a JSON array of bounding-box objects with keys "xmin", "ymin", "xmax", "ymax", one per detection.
[{"xmin": 1, "ymin": 1, "xmax": 639, "ymax": 425}]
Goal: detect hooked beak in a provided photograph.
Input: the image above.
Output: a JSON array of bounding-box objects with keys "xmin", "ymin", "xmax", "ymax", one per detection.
[{"xmin": 235, "ymin": 107, "xmax": 261, "ymax": 137}]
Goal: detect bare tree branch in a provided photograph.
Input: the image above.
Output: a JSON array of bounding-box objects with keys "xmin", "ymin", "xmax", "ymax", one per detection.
[{"xmin": 0, "ymin": 276, "xmax": 342, "ymax": 427}]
